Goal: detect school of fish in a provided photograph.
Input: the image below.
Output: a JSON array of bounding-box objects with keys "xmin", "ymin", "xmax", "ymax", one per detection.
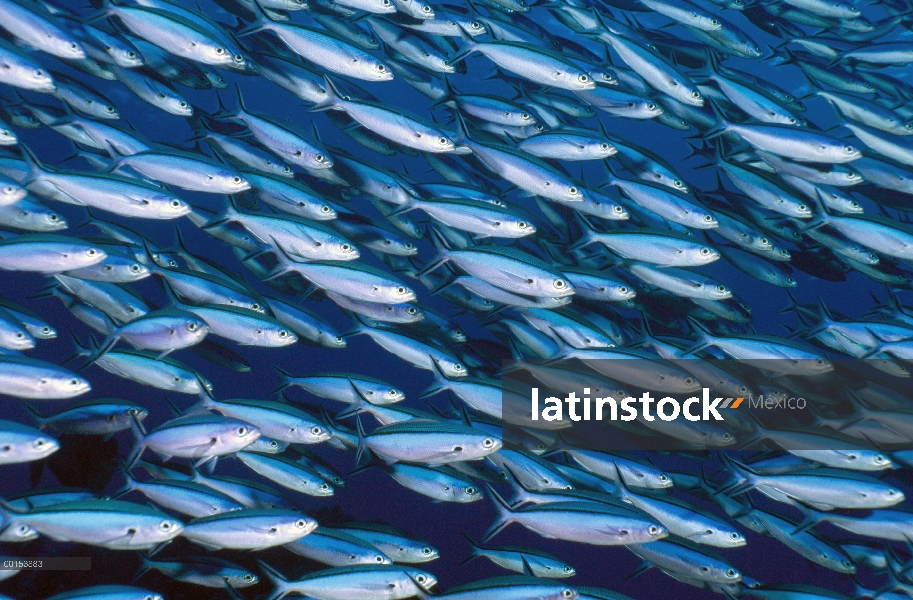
[{"xmin": 0, "ymin": 0, "xmax": 912, "ymax": 598}]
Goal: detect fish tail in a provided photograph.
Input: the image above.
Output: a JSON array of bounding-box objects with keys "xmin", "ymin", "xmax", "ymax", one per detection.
[
  {"xmin": 702, "ymin": 96, "xmax": 731, "ymax": 139},
  {"xmin": 18, "ymin": 401, "xmax": 45, "ymax": 428},
  {"xmin": 417, "ymin": 255, "xmax": 448, "ymax": 277},
  {"xmin": 681, "ymin": 317, "xmax": 714, "ymax": 356},
  {"xmin": 236, "ymin": 0, "xmax": 273, "ymax": 37},
  {"xmin": 425, "ymin": 274, "xmax": 455, "ymax": 298},
  {"xmin": 447, "ymin": 41, "xmax": 476, "ymax": 67},
  {"xmin": 310, "ymin": 76, "xmax": 342, "ymax": 112},
  {"xmin": 790, "ymin": 506, "xmax": 824, "ymax": 535},
  {"xmin": 132, "ymin": 554, "xmax": 153, "ymax": 583},
  {"xmin": 481, "ymin": 483, "xmax": 513, "ymax": 543},
  {"xmin": 111, "ymin": 476, "xmax": 133, "ymax": 500},
  {"xmin": 79, "ymin": 334, "xmax": 120, "ymax": 372},
  {"xmin": 715, "ymin": 452, "xmax": 756, "ymax": 496},
  {"xmin": 17, "ymin": 144, "xmax": 48, "ymax": 185},
  {"xmin": 334, "ymin": 390, "xmax": 371, "ymax": 420},
  {"xmin": 270, "ymin": 366, "xmax": 293, "ymax": 397},
  {"xmin": 126, "ymin": 413, "xmax": 148, "ymax": 469},
  {"xmin": 450, "ymin": 110, "xmax": 471, "ymax": 145},
  {"xmin": 354, "ymin": 414, "xmax": 371, "ymax": 467},
  {"xmin": 234, "ymin": 82, "xmax": 249, "ymax": 117},
  {"xmin": 209, "ymin": 90, "xmax": 233, "ymax": 122},
  {"xmin": 418, "ymin": 355, "xmax": 451, "ymax": 399},
  {"xmin": 257, "ymin": 560, "xmax": 290, "ymax": 600},
  {"xmin": 459, "ymin": 532, "xmax": 482, "ymax": 564},
  {"xmin": 64, "ymin": 331, "xmax": 94, "ymax": 366}
]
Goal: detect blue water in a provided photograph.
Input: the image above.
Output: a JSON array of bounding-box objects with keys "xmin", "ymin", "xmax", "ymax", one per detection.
[{"xmin": 0, "ymin": 1, "xmax": 911, "ymax": 599}]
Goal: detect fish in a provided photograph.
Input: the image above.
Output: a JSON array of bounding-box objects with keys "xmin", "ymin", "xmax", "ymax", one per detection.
[
  {"xmin": 0, "ymin": 1, "xmax": 913, "ymax": 600},
  {"xmin": 180, "ymin": 508, "xmax": 317, "ymax": 550}
]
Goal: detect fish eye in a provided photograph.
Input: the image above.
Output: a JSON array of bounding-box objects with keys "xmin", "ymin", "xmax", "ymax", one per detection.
[
  {"xmin": 232, "ymin": 177, "xmax": 242, "ymax": 184},
  {"xmin": 482, "ymin": 438, "xmax": 494, "ymax": 448},
  {"xmin": 422, "ymin": 547, "xmax": 432, "ymax": 555},
  {"xmin": 422, "ymin": 5, "xmax": 431, "ymax": 10},
  {"xmin": 187, "ymin": 322, "xmax": 197, "ymax": 331},
  {"xmin": 518, "ymin": 222, "xmax": 527, "ymax": 228},
  {"xmin": 700, "ymin": 248, "xmax": 711, "ymax": 256},
  {"xmin": 296, "ymin": 519, "xmax": 307, "ymax": 528},
  {"xmin": 465, "ymin": 486, "xmax": 476, "ymax": 495},
  {"xmin": 569, "ymin": 186, "xmax": 578, "ymax": 195},
  {"xmin": 554, "ymin": 279, "xmax": 566, "ymax": 288},
  {"xmin": 601, "ymin": 143, "xmax": 609, "ymax": 150},
  {"xmin": 35, "ymin": 69, "xmax": 44, "ymax": 77},
  {"xmin": 216, "ymin": 48, "xmax": 225, "ymax": 55},
  {"xmin": 342, "ymin": 244, "xmax": 351, "ymax": 251},
  {"xmin": 711, "ymin": 18, "xmax": 719, "ymax": 25},
  {"xmin": 316, "ymin": 154, "xmax": 325, "ymax": 163},
  {"xmin": 407, "ymin": 307, "xmax": 417, "ymax": 315},
  {"xmin": 311, "ymin": 426, "xmax": 323, "ymax": 435},
  {"xmin": 279, "ymin": 330, "xmax": 289, "ymax": 338},
  {"xmin": 673, "ymin": 180, "xmax": 684, "ymax": 188},
  {"xmin": 649, "ymin": 526, "xmax": 661, "ymax": 535},
  {"xmin": 453, "ymin": 363, "xmax": 463, "ymax": 371},
  {"xmin": 438, "ymin": 137, "xmax": 448, "ymax": 145},
  {"xmin": 237, "ymin": 426, "xmax": 247, "ymax": 436},
  {"xmin": 703, "ymin": 215, "xmax": 714, "ymax": 222},
  {"xmin": 397, "ymin": 286, "xmax": 406, "ymax": 294},
  {"xmin": 578, "ymin": 74, "xmax": 589, "ymax": 83},
  {"xmin": 701, "ymin": 567, "xmax": 710, "ymax": 572},
  {"xmin": 416, "ymin": 575, "xmax": 427, "ymax": 583},
  {"xmin": 727, "ymin": 569, "xmax": 736, "ymax": 577},
  {"xmin": 845, "ymin": 145, "xmax": 855, "ymax": 153},
  {"xmin": 170, "ymin": 200, "xmax": 181, "ymax": 207},
  {"xmin": 244, "ymin": 575, "xmax": 255, "ymax": 582},
  {"xmin": 717, "ymin": 285, "xmax": 726, "ymax": 292},
  {"xmin": 160, "ymin": 521, "xmax": 172, "ymax": 530},
  {"xmin": 691, "ymin": 91, "xmax": 700, "ymax": 98},
  {"xmin": 376, "ymin": 64, "xmax": 386, "ymax": 72},
  {"xmin": 70, "ymin": 379, "xmax": 79, "ymax": 386},
  {"xmin": 179, "ymin": 102, "xmax": 188, "ymax": 108},
  {"xmin": 375, "ymin": 555, "xmax": 384, "ymax": 562},
  {"xmin": 563, "ymin": 591, "xmax": 573, "ymax": 598}
]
